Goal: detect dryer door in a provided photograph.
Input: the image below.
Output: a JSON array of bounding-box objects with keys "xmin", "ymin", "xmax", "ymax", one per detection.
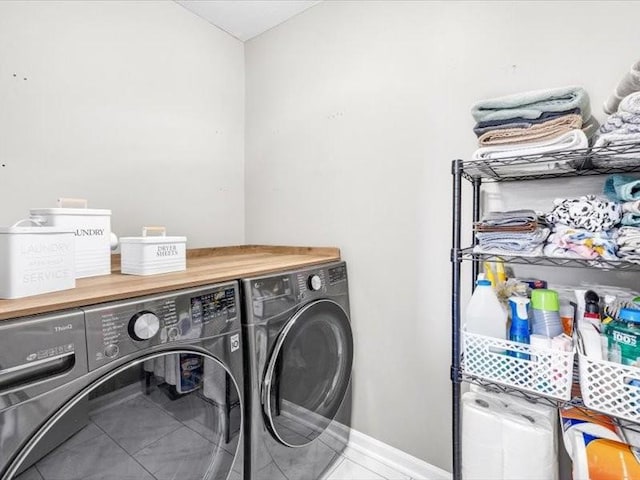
[
  {"xmin": 263, "ymin": 299, "xmax": 353, "ymax": 447},
  {"xmin": 6, "ymin": 351, "xmax": 241, "ymax": 480}
]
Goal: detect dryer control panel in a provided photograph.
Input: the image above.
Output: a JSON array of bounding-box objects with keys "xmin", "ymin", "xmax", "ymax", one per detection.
[{"xmin": 84, "ymin": 282, "xmax": 239, "ymax": 371}]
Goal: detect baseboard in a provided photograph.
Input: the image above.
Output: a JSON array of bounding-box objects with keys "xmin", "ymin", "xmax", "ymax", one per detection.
[{"xmin": 345, "ymin": 428, "xmax": 452, "ymax": 480}]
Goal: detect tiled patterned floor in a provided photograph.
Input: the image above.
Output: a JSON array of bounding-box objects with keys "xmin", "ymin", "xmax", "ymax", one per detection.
[{"xmin": 14, "ymin": 388, "xmax": 428, "ymax": 480}]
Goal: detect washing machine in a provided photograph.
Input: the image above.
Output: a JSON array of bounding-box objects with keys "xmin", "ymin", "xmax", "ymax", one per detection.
[
  {"xmin": 242, "ymin": 261, "xmax": 353, "ymax": 480},
  {"xmin": 0, "ymin": 282, "xmax": 244, "ymax": 480}
]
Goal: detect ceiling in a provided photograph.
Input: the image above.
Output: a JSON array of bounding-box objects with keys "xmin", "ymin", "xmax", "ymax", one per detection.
[{"xmin": 176, "ymin": 1, "xmax": 323, "ymax": 41}]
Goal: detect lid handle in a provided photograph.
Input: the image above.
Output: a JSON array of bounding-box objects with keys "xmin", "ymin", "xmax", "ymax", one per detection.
[
  {"xmin": 142, "ymin": 226, "xmax": 166, "ymax": 237},
  {"xmin": 57, "ymin": 198, "xmax": 88, "ymax": 209},
  {"xmin": 11, "ymin": 218, "xmax": 43, "ymax": 228}
]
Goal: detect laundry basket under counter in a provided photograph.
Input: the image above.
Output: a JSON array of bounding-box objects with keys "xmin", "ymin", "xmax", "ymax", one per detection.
[
  {"xmin": 119, "ymin": 227, "xmax": 186, "ymax": 276},
  {"xmin": 462, "ymin": 331, "xmax": 575, "ymax": 401}
]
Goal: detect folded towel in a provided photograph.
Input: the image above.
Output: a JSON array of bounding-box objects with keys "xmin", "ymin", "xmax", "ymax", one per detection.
[
  {"xmin": 476, "ymin": 209, "xmax": 538, "ymax": 227},
  {"xmin": 623, "ymin": 200, "xmax": 640, "ymax": 214},
  {"xmin": 603, "ymin": 174, "xmax": 640, "ymax": 202},
  {"xmin": 475, "ymin": 228, "xmax": 550, "ymax": 253},
  {"xmin": 598, "ymin": 112, "xmax": 640, "ymax": 136},
  {"xmin": 471, "ymin": 86, "xmax": 590, "ymax": 123},
  {"xmin": 604, "ymin": 60, "xmax": 640, "ymax": 115},
  {"xmin": 473, "ymin": 109, "xmax": 580, "ymax": 136},
  {"xmin": 617, "ymin": 226, "xmax": 640, "ymax": 263},
  {"xmin": 474, "ymin": 243, "xmax": 544, "ymax": 258},
  {"xmin": 619, "ymin": 91, "xmax": 640, "ymax": 115},
  {"xmin": 622, "ymin": 213, "xmax": 640, "ymax": 226},
  {"xmin": 547, "ymin": 195, "xmax": 622, "ymax": 232},
  {"xmin": 477, "ymin": 114, "xmax": 583, "ymax": 146},
  {"xmin": 472, "ymin": 129, "xmax": 589, "ymax": 161},
  {"xmin": 594, "ymin": 132, "xmax": 640, "ymax": 148}
]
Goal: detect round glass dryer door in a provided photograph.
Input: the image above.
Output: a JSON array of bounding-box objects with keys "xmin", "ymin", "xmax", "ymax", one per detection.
[
  {"xmin": 10, "ymin": 351, "xmax": 241, "ymax": 480},
  {"xmin": 263, "ymin": 299, "xmax": 353, "ymax": 447}
]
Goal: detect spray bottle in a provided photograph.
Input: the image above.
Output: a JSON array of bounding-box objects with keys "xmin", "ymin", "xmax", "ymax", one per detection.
[{"xmin": 508, "ymin": 297, "xmax": 531, "ymax": 360}]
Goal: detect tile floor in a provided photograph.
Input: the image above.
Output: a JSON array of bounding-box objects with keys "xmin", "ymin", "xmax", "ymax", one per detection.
[
  {"xmin": 15, "ymin": 388, "xmax": 240, "ymax": 480},
  {"xmin": 14, "ymin": 387, "xmax": 424, "ymax": 480}
]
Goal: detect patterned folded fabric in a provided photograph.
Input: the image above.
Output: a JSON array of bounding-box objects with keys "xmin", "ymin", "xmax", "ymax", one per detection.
[
  {"xmin": 477, "ymin": 114, "xmax": 583, "ymax": 146},
  {"xmin": 546, "ymin": 195, "xmax": 621, "ymax": 232},
  {"xmin": 545, "ymin": 224, "xmax": 618, "ymax": 260},
  {"xmin": 471, "ymin": 86, "xmax": 590, "ymax": 123},
  {"xmin": 617, "ymin": 226, "xmax": 640, "ymax": 263}
]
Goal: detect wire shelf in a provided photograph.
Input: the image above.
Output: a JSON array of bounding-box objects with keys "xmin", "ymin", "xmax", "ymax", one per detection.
[
  {"xmin": 459, "ymin": 247, "xmax": 640, "ymax": 272},
  {"xmin": 461, "ymin": 373, "xmax": 581, "ymax": 409},
  {"xmin": 461, "ymin": 141, "xmax": 640, "ymax": 182}
]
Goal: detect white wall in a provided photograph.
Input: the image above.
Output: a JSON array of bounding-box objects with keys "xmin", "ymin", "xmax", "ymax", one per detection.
[
  {"xmin": 0, "ymin": 1, "xmax": 244, "ymax": 246},
  {"xmin": 245, "ymin": 1, "xmax": 640, "ymax": 471}
]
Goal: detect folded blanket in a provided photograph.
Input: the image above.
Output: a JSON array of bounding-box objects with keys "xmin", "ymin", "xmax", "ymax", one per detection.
[
  {"xmin": 472, "ymin": 129, "xmax": 589, "ymax": 161},
  {"xmin": 477, "ymin": 114, "xmax": 583, "ymax": 146},
  {"xmin": 476, "ymin": 209, "xmax": 537, "ymax": 227},
  {"xmin": 545, "ymin": 224, "xmax": 618, "ymax": 260},
  {"xmin": 471, "ymin": 86, "xmax": 590, "ymax": 123},
  {"xmin": 475, "ymin": 227, "xmax": 550, "ymax": 252},
  {"xmin": 603, "ymin": 174, "xmax": 640, "ymax": 202},
  {"xmin": 599, "ymin": 112, "xmax": 640, "ymax": 135},
  {"xmin": 594, "ymin": 132, "xmax": 640, "ymax": 148},
  {"xmin": 622, "ymin": 213, "xmax": 640, "ymax": 226},
  {"xmin": 547, "ymin": 195, "xmax": 622, "ymax": 232},
  {"xmin": 620, "ymin": 91, "xmax": 640, "ymax": 115},
  {"xmin": 473, "ymin": 109, "xmax": 580, "ymax": 136},
  {"xmin": 474, "ymin": 243, "xmax": 544, "ymax": 258},
  {"xmin": 604, "ymin": 60, "xmax": 640, "ymax": 114},
  {"xmin": 617, "ymin": 226, "xmax": 640, "ymax": 263}
]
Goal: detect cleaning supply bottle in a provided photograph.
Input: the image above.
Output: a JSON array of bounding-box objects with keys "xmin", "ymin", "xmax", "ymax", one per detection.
[
  {"xmin": 508, "ymin": 297, "xmax": 531, "ymax": 359},
  {"xmin": 464, "ymin": 278, "xmax": 507, "ymax": 339},
  {"xmin": 531, "ymin": 289, "xmax": 563, "ymax": 338}
]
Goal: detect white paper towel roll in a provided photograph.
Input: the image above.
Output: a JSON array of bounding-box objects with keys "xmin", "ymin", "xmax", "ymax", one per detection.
[
  {"xmin": 502, "ymin": 409, "xmax": 555, "ymax": 480},
  {"xmin": 462, "ymin": 392, "xmax": 504, "ymax": 480}
]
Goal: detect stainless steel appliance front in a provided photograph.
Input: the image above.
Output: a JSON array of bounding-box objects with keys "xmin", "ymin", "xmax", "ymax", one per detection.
[{"xmin": 0, "ymin": 283, "xmax": 244, "ymax": 480}]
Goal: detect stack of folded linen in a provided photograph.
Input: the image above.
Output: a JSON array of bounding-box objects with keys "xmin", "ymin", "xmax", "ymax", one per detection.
[
  {"xmin": 473, "ymin": 209, "xmax": 550, "ymax": 257},
  {"xmin": 471, "ymin": 86, "xmax": 594, "ymax": 162},
  {"xmin": 604, "ymin": 174, "xmax": 640, "ymax": 226},
  {"xmin": 595, "ymin": 92, "xmax": 640, "ymax": 148},
  {"xmin": 617, "ymin": 226, "xmax": 640, "ymax": 263},
  {"xmin": 544, "ymin": 195, "xmax": 621, "ymax": 259},
  {"xmin": 604, "ymin": 60, "xmax": 640, "ymax": 114}
]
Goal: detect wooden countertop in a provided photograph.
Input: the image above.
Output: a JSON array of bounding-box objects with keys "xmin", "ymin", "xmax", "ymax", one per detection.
[{"xmin": 0, "ymin": 245, "xmax": 340, "ymax": 321}]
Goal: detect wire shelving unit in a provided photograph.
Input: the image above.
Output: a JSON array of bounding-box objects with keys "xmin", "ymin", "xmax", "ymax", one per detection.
[{"xmin": 450, "ymin": 143, "xmax": 640, "ymax": 480}]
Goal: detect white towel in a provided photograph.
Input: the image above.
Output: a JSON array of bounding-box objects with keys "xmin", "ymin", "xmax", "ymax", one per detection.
[{"xmin": 472, "ymin": 129, "xmax": 589, "ymax": 161}]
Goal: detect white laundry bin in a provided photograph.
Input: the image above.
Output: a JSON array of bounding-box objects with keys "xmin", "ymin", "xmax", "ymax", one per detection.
[
  {"xmin": 0, "ymin": 219, "xmax": 75, "ymax": 299},
  {"xmin": 119, "ymin": 227, "xmax": 186, "ymax": 276},
  {"xmin": 30, "ymin": 198, "xmax": 112, "ymax": 279}
]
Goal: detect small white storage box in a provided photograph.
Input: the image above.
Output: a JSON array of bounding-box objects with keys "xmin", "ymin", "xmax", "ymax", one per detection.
[
  {"xmin": 120, "ymin": 227, "xmax": 186, "ymax": 276},
  {"xmin": 0, "ymin": 221, "xmax": 75, "ymax": 299},
  {"xmin": 30, "ymin": 199, "xmax": 112, "ymax": 279}
]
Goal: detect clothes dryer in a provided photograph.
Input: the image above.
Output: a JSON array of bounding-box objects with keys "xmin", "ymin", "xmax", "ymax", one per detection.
[
  {"xmin": 242, "ymin": 262, "xmax": 353, "ymax": 480},
  {"xmin": 0, "ymin": 282, "xmax": 244, "ymax": 480}
]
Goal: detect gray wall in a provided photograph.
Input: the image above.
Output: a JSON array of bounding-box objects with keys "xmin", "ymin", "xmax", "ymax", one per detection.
[
  {"xmin": 0, "ymin": 1, "xmax": 245, "ymax": 246},
  {"xmin": 244, "ymin": 1, "xmax": 640, "ymax": 471}
]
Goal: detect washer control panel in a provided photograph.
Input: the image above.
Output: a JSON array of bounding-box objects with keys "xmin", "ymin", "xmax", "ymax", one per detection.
[{"xmin": 83, "ymin": 282, "xmax": 239, "ymax": 371}]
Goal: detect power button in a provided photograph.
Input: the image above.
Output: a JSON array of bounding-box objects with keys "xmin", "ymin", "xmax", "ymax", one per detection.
[{"xmin": 104, "ymin": 344, "xmax": 119, "ymax": 358}]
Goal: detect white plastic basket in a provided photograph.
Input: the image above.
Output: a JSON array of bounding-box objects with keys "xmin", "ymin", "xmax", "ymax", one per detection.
[
  {"xmin": 578, "ymin": 353, "xmax": 640, "ymax": 422},
  {"xmin": 462, "ymin": 331, "xmax": 575, "ymax": 400}
]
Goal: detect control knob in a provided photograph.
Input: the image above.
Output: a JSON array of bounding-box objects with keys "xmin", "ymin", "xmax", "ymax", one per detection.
[
  {"xmin": 308, "ymin": 274, "xmax": 322, "ymax": 291},
  {"xmin": 128, "ymin": 311, "xmax": 160, "ymax": 341}
]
